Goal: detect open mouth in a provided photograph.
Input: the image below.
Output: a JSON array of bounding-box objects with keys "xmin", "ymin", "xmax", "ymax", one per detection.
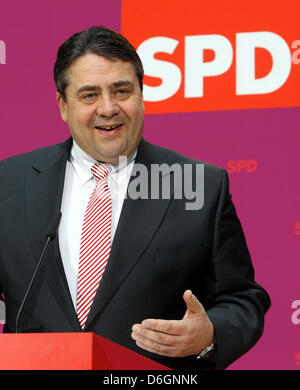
[{"xmin": 95, "ymin": 124, "xmax": 123, "ymax": 131}]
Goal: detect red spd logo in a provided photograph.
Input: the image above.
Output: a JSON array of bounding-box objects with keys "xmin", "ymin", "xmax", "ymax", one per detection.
[
  {"xmin": 122, "ymin": 0, "xmax": 300, "ymax": 114},
  {"xmin": 227, "ymin": 160, "xmax": 257, "ymax": 174}
]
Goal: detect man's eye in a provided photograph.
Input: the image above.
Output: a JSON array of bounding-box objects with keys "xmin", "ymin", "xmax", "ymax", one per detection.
[
  {"xmin": 82, "ymin": 93, "xmax": 97, "ymax": 101},
  {"xmin": 116, "ymin": 89, "xmax": 130, "ymax": 97}
]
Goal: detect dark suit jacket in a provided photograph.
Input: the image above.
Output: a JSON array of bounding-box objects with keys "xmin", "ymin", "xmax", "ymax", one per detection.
[{"xmin": 0, "ymin": 137, "xmax": 270, "ymax": 370}]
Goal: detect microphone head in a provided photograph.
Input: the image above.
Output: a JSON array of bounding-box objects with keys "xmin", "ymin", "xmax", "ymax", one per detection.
[{"xmin": 46, "ymin": 211, "xmax": 62, "ymax": 241}]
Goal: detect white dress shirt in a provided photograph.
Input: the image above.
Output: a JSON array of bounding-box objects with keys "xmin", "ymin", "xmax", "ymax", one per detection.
[{"xmin": 58, "ymin": 141, "xmax": 136, "ymax": 309}]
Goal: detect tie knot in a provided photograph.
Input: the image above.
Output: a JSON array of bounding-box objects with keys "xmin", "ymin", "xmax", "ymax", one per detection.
[{"xmin": 91, "ymin": 163, "xmax": 110, "ymax": 182}]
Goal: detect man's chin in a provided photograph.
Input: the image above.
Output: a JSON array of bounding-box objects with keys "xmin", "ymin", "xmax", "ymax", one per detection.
[{"xmin": 93, "ymin": 148, "xmax": 128, "ymax": 165}]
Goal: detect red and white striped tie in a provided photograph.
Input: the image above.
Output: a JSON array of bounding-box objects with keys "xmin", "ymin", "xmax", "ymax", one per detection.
[{"xmin": 76, "ymin": 163, "xmax": 112, "ymax": 329}]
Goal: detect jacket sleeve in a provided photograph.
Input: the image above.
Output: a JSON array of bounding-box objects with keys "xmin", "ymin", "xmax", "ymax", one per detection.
[{"xmin": 204, "ymin": 168, "xmax": 271, "ymax": 370}]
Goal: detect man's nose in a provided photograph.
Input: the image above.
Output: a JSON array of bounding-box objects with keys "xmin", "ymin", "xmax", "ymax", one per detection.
[{"xmin": 96, "ymin": 94, "xmax": 120, "ymax": 117}]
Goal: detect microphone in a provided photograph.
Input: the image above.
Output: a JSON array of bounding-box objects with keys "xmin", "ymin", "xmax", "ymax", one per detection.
[{"xmin": 15, "ymin": 211, "xmax": 62, "ymax": 333}]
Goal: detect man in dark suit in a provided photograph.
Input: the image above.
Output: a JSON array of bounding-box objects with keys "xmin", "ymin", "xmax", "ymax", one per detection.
[{"xmin": 0, "ymin": 26, "xmax": 270, "ymax": 370}]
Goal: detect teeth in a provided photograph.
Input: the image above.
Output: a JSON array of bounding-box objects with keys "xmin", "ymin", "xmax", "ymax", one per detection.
[{"xmin": 96, "ymin": 124, "xmax": 121, "ymax": 130}]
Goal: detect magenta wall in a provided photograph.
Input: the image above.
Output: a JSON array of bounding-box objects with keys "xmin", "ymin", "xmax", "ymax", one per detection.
[{"xmin": 0, "ymin": 0, "xmax": 299, "ymax": 370}]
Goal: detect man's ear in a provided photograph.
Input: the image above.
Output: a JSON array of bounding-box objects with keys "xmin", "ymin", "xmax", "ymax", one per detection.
[
  {"xmin": 141, "ymin": 91, "xmax": 145, "ymax": 113},
  {"xmin": 56, "ymin": 92, "xmax": 68, "ymax": 122}
]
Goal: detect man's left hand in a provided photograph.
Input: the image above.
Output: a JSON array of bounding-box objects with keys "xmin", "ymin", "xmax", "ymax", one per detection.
[{"xmin": 131, "ymin": 289, "xmax": 214, "ymax": 358}]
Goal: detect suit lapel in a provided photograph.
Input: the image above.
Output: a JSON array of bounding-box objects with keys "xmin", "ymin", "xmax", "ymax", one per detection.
[
  {"xmin": 25, "ymin": 138, "xmax": 81, "ymax": 331},
  {"xmin": 85, "ymin": 139, "xmax": 174, "ymax": 329}
]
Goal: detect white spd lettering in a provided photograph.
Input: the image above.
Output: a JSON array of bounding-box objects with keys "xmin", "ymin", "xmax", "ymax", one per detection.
[{"xmin": 137, "ymin": 32, "xmax": 291, "ymax": 101}]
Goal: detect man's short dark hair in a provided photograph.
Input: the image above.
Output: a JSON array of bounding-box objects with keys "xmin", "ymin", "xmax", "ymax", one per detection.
[{"xmin": 54, "ymin": 26, "xmax": 144, "ymax": 101}]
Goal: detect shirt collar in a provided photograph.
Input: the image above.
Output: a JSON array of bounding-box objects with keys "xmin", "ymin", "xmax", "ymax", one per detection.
[{"xmin": 70, "ymin": 140, "xmax": 137, "ymax": 185}]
